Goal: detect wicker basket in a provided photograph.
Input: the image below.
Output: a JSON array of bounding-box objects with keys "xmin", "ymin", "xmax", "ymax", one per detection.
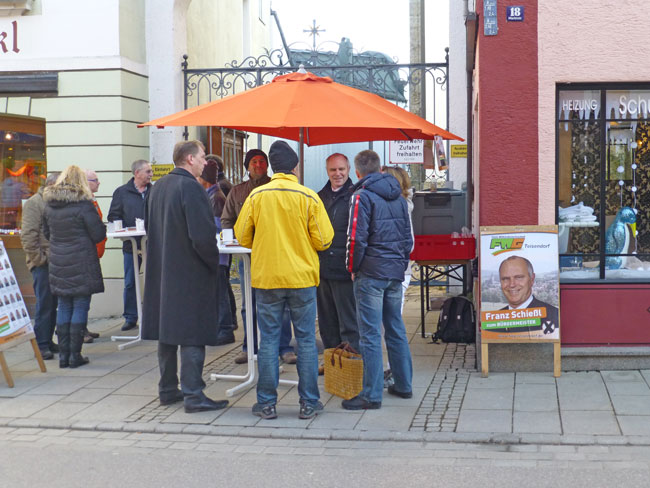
[{"xmin": 323, "ymin": 343, "xmax": 363, "ymax": 400}]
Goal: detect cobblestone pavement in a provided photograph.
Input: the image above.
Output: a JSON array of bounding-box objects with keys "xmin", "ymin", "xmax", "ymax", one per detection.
[
  {"xmin": 411, "ymin": 343, "xmax": 474, "ymax": 432},
  {"xmin": 124, "ymin": 347, "xmax": 244, "ymax": 424},
  {"xmin": 125, "ymin": 338, "xmax": 473, "ymax": 432}
]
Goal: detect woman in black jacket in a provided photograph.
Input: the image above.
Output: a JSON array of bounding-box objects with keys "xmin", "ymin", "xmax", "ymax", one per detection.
[{"xmin": 44, "ymin": 165, "xmax": 106, "ymax": 368}]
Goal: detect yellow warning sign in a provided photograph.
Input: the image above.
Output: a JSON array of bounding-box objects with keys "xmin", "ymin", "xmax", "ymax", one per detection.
[
  {"xmin": 450, "ymin": 144, "xmax": 467, "ymax": 158},
  {"xmin": 152, "ymin": 164, "xmax": 174, "ymax": 182}
]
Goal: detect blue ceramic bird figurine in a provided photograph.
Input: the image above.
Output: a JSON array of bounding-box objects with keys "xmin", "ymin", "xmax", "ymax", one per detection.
[{"xmin": 605, "ymin": 206, "xmax": 636, "ymax": 269}]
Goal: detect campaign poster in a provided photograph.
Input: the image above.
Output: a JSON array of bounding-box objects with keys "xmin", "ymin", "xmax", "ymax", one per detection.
[
  {"xmin": 0, "ymin": 240, "xmax": 33, "ymax": 348},
  {"xmin": 479, "ymin": 226, "xmax": 560, "ymax": 341}
]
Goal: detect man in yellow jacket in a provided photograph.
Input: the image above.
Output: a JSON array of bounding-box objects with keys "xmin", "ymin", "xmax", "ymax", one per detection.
[{"xmin": 234, "ymin": 140, "xmax": 334, "ymax": 421}]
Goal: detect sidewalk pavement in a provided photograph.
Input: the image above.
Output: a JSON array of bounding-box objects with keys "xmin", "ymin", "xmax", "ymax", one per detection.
[{"xmin": 1, "ymin": 286, "xmax": 650, "ymax": 446}]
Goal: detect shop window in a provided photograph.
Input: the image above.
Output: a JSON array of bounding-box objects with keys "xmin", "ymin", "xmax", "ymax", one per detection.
[
  {"xmin": 0, "ymin": 114, "xmax": 46, "ymax": 233},
  {"xmin": 557, "ymin": 87, "xmax": 650, "ymax": 282}
]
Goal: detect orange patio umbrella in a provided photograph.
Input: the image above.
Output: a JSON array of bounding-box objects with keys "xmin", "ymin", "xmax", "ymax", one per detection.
[{"xmin": 139, "ymin": 69, "xmax": 463, "ymax": 178}]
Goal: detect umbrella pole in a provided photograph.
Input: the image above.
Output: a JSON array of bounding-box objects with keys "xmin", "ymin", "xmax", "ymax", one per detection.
[{"xmin": 299, "ymin": 127, "xmax": 305, "ymax": 184}]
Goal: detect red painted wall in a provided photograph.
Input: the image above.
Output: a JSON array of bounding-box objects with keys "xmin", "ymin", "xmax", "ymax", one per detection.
[
  {"xmin": 477, "ymin": 0, "xmax": 539, "ymax": 225},
  {"xmin": 561, "ymin": 284, "xmax": 650, "ymax": 346}
]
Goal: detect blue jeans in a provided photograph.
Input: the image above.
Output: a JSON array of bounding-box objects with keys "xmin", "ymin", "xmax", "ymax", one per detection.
[
  {"xmin": 31, "ymin": 264, "xmax": 57, "ymax": 349},
  {"xmin": 255, "ymin": 287, "xmax": 319, "ymax": 407},
  {"xmin": 239, "ymin": 258, "xmax": 293, "ymax": 354},
  {"xmin": 354, "ymin": 274, "xmax": 413, "ymax": 403},
  {"xmin": 56, "ymin": 295, "xmax": 91, "ymax": 325},
  {"xmin": 123, "ymin": 252, "xmax": 139, "ymax": 323}
]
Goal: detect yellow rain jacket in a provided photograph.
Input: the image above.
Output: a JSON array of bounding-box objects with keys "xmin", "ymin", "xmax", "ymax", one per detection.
[{"xmin": 234, "ymin": 173, "xmax": 333, "ymax": 289}]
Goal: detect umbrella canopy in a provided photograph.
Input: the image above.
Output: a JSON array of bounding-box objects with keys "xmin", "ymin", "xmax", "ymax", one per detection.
[{"xmin": 140, "ymin": 71, "xmax": 463, "ymax": 145}]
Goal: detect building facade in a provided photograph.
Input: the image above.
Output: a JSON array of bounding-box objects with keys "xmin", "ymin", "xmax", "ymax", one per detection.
[
  {"xmin": 0, "ymin": 0, "xmax": 271, "ymax": 317},
  {"xmin": 455, "ymin": 0, "xmax": 650, "ymax": 369}
]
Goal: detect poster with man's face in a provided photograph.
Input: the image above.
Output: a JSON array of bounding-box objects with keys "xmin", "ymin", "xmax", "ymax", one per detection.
[
  {"xmin": 0, "ymin": 240, "xmax": 33, "ymax": 344},
  {"xmin": 480, "ymin": 226, "xmax": 560, "ymax": 341}
]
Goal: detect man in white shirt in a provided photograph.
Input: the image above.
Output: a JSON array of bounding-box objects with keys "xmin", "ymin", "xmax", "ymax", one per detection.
[{"xmin": 498, "ymin": 255, "xmax": 559, "ymax": 333}]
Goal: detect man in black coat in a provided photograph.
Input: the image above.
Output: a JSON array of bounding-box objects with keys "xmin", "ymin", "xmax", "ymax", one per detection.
[
  {"xmin": 107, "ymin": 159, "xmax": 152, "ymax": 331},
  {"xmin": 498, "ymin": 255, "xmax": 560, "ymax": 334},
  {"xmin": 317, "ymin": 153, "xmax": 359, "ymax": 354},
  {"xmin": 142, "ymin": 140, "xmax": 228, "ymax": 413}
]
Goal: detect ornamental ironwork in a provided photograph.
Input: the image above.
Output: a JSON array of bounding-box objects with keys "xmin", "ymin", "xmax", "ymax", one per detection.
[
  {"xmin": 183, "ymin": 45, "xmax": 449, "ymax": 122},
  {"xmin": 183, "ymin": 41, "xmax": 450, "ymax": 186}
]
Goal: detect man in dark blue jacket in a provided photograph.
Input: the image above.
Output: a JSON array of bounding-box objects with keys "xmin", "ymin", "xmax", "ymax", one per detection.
[
  {"xmin": 108, "ymin": 159, "xmax": 152, "ymax": 331},
  {"xmin": 317, "ymin": 153, "xmax": 359, "ymax": 355},
  {"xmin": 343, "ymin": 150, "xmax": 413, "ymax": 410}
]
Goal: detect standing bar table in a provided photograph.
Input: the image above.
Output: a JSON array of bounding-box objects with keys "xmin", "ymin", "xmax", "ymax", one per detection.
[
  {"xmin": 107, "ymin": 228, "xmax": 146, "ymax": 350},
  {"xmin": 211, "ymin": 238, "xmax": 297, "ymax": 397}
]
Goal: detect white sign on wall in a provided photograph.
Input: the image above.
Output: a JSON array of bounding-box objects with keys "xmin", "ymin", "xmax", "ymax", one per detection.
[{"xmin": 389, "ymin": 139, "xmax": 424, "ymax": 164}]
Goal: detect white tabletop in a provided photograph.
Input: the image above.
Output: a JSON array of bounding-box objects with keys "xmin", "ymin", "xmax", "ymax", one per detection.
[
  {"xmin": 217, "ymin": 237, "xmax": 251, "ymax": 254},
  {"xmin": 107, "ymin": 228, "xmax": 146, "ymax": 239}
]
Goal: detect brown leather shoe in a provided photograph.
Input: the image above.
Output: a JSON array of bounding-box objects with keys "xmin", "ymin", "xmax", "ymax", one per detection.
[
  {"xmin": 86, "ymin": 331, "xmax": 100, "ymax": 339},
  {"xmin": 281, "ymin": 351, "xmax": 297, "ymax": 364},
  {"xmin": 234, "ymin": 350, "xmax": 249, "ymax": 364}
]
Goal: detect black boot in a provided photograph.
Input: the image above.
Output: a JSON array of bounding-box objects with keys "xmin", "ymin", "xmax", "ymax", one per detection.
[
  {"xmin": 56, "ymin": 323, "xmax": 70, "ymax": 368},
  {"xmin": 69, "ymin": 322, "xmax": 89, "ymax": 368}
]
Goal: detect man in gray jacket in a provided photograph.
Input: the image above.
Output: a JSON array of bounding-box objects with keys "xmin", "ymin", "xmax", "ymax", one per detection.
[{"xmin": 21, "ymin": 172, "xmax": 59, "ymax": 360}]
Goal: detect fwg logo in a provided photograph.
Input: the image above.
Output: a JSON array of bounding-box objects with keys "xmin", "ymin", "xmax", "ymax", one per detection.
[{"xmin": 490, "ymin": 237, "xmax": 525, "ymax": 256}]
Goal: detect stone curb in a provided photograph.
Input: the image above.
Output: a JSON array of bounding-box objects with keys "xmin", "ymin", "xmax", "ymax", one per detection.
[{"xmin": 3, "ymin": 416, "xmax": 650, "ymax": 446}]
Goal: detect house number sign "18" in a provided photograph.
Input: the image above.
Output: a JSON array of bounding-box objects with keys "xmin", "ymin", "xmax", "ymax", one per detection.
[{"xmin": 506, "ymin": 6, "xmax": 525, "ymax": 22}]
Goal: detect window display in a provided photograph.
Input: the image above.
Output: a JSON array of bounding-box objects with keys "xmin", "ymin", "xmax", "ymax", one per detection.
[
  {"xmin": 0, "ymin": 115, "xmax": 47, "ymax": 233},
  {"xmin": 557, "ymin": 87, "xmax": 650, "ymax": 282}
]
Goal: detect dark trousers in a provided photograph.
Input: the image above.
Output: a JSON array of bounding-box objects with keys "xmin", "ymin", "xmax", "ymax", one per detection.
[
  {"xmin": 31, "ymin": 264, "xmax": 57, "ymax": 349},
  {"xmin": 157, "ymin": 342, "xmax": 206, "ymax": 403},
  {"xmin": 317, "ymin": 278, "xmax": 359, "ymax": 350},
  {"xmin": 217, "ymin": 265, "xmax": 234, "ymax": 338},
  {"xmin": 123, "ymin": 252, "xmax": 140, "ymax": 323},
  {"xmin": 226, "ymin": 257, "xmax": 238, "ymax": 329}
]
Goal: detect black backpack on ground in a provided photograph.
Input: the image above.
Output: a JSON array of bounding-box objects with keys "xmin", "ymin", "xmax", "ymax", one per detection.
[{"xmin": 431, "ymin": 296, "xmax": 476, "ymax": 344}]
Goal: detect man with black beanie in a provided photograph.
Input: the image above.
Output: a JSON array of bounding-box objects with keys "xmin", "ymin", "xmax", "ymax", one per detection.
[
  {"xmin": 234, "ymin": 140, "xmax": 334, "ymax": 420},
  {"xmin": 222, "ymin": 148, "xmax": 296, "ymax": 365}
]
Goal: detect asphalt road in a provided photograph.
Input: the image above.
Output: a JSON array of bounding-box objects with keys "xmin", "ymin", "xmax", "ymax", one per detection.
[{"xmin": 2, "ymin": 436, "xmax": 649, "ymax": 488}]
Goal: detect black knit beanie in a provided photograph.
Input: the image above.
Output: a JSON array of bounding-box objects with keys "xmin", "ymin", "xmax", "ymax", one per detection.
[
  {"xmin": 268, "ymin": 141, "xmax": 298, "ymax": 174},
  {"xmin": 243, "ymin": 149, "xmax": 268, "ymax": 170}
]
